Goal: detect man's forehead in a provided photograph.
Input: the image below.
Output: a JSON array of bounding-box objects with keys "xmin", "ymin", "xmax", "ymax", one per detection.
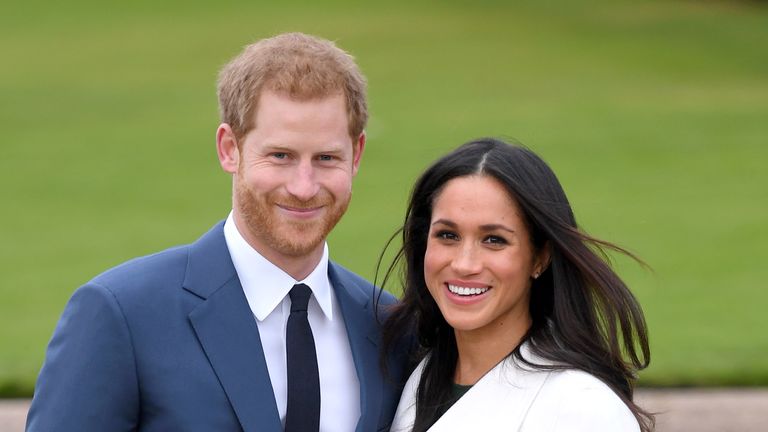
[{"xmin": 257, "ymin": 87, "xmax": 346, "ymax": 105}]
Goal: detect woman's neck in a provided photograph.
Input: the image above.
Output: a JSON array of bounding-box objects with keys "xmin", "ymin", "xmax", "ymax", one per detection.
[{"xmin": 453, "ymin": 315, "xmax": 531, "ymax": 385}]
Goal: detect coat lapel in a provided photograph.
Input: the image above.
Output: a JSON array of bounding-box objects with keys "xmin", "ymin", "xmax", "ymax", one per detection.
[
  {"xmin": 329, "ymin": 263, "xmax": 383, "ymax": 432},
  {"xmin": 431, "ymin": 346, "xmax": 552, "ymax": 431},
  {"xmin": 184, "ymin": 222, "xmax": 282, "ymax": 432}
]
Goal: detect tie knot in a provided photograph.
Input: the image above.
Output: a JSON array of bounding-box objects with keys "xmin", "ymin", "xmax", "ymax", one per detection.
[{"xmin": 289, "ymin": 284, "xmax": 312, "ymax": 313}]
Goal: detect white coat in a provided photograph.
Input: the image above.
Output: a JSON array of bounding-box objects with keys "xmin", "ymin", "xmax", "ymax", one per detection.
[{"xmin": 391, "ymin": 344, "xmax": 640, "ymax": 432}]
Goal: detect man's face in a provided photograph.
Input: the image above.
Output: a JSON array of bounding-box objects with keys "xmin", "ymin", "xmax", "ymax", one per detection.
[{"xmin": 227, "ymin": 90, "xmax": 363, "ymax": 266}]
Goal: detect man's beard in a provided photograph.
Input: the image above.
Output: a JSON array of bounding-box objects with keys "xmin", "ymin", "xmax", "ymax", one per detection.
[{"xmin": 234, "ymin": 177, "xmax": 350, "ymax": 258}]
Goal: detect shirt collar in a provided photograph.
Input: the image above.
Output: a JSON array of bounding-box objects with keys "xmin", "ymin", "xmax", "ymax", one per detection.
[{"xmin": 223, "ymin": 212, "xmax": 334, "ymax": 321}]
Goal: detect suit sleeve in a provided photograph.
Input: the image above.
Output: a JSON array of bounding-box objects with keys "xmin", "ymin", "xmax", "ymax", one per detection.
[{"xmin": 26, "ymin": 283, "xmax": 140, "ymax": 432}]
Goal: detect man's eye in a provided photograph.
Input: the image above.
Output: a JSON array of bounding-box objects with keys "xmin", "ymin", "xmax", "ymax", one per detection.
[
  {"xmin": 272, "ymin": 153, "xmax": 288, "ymax": 159},
  {"xmin": 318, "ymin": 155, "xmax": 334, "ymax": 161}
]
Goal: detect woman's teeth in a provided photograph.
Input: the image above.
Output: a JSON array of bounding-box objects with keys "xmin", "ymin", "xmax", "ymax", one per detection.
[{"xmin": 448, "ymin": 284, "xmax": 489, "ymax": 296}]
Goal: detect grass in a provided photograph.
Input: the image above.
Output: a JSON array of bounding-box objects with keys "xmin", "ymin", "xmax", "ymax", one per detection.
[{"xmin": 1, "ymin": 0, "xmax": 767, "ymax": 396}]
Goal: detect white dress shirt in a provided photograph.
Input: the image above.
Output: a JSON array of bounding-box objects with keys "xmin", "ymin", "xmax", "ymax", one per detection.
[{"xmin": 223, "ymin": 213, "xmax": 360, "ymax": 431}]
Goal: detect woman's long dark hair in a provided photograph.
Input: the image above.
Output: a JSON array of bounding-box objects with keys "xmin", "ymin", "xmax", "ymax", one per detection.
[{"xmin": 380, "ymin": 138, "xmax": 653, "ymax": 431}]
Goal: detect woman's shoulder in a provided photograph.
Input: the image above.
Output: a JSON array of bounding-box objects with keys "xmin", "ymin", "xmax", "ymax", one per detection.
[
  {"xmin": 543, "ymin": 368, "xmax": 628, "ymax": 402},
  {"xmin": 524, "ymin": 368, "xmax": 640, "ymax": 431}
]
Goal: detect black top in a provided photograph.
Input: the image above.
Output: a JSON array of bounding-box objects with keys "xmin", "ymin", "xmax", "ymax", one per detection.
[{"xmin": 435, "ymin": 383, "xmax": 473, "ymax": 419}]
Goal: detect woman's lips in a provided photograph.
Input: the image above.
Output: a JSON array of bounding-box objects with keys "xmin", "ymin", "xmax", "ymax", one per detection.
[{"xmin": 444, "ymin": 280, "xmax": 491, "ymax": 304}]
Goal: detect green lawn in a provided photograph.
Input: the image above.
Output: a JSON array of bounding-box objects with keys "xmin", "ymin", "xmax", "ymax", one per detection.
[{"xmin": 2, "ymin": 0, "xmax": 767, "ymax": 396}]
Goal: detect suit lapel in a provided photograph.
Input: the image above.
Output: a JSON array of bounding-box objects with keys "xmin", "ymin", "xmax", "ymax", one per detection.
[
  {"xmin": 184, "ymin": 222, "xmax": 282, "ymax": 432},
  {"xmin": 330, "ymin": 263, "xmax": 383, "ymax": 432}
]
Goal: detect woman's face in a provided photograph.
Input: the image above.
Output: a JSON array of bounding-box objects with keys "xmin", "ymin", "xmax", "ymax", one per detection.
[{"xmin": 424, "ymin": 175, "xmax": 545, "ymax": 341}]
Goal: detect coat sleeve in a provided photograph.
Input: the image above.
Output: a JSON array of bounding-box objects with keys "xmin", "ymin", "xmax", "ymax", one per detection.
[{"xmin": 26, "ymin": 283, "xmax": 140, "ymax": 432}]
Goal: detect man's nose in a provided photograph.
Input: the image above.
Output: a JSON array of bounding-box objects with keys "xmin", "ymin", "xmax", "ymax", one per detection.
[{"xmin": 286, "ymin": 160, "xmax": 320, "ymax": 201}]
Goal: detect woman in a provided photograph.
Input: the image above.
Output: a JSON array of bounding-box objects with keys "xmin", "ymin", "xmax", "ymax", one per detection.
[{"xmin": 381, "ymin": 138, "xmax": 653, "ymax": 431}]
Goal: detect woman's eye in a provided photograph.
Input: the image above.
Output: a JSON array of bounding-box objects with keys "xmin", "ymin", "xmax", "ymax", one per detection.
[
  {"xmin": 483, "ymin": 235, "xmax": 508, "ymax": 245},
  {"xmin": 434, "ymin": 230, "xmax": 458, "ymax": 241}
]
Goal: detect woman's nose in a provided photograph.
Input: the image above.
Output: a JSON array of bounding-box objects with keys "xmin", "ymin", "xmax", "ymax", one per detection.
[{"xmin": 450, "ymin": 243, "xmax": 482, "ymax": 275}]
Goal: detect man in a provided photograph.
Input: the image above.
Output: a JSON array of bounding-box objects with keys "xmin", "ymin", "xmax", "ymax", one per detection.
[{"xmin": 27, "ymin": 33, "xmax": 408, "ymax": 432}]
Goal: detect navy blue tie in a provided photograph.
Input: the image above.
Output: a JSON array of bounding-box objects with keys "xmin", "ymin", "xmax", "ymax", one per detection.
[{"xmin": 285, "ymin": 283, "xmax": 320, "ymax": 432}]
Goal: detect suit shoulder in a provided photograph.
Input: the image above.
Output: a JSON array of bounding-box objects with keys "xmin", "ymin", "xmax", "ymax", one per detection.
[
  {"xmin": 329, "ymin": 261, "xmax": 372, "ymax": 287},
  {"xmin": 329, "ymin": 261, "xmax": 396, "ymax": 304},
  {"xmin": 88, "ymin": 244, "xmax": 191, "ymax": 297}
]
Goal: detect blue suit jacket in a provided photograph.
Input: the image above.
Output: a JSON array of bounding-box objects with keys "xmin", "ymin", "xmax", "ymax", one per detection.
[{"xmin": 27, "ymin": 222, "xmax": 407, "ymax": 431}]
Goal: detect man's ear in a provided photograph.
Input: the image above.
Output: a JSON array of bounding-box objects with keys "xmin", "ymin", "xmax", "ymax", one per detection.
[
  {"xmin": 216, "ymin": 123, "xmax": 239, "ymax": 174},
  {"xmin": 351, "ymin": 131, "xmax": 366, "ymax": 176}
]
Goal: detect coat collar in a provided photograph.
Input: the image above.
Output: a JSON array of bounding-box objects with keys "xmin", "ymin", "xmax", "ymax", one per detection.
[
  {"xmin": 430, "ymin": 345, "xmax": 552, "ymax": 431},
  {"xmin": 392, "ymin": 343, "xmax": 552, "ymax": 432}
]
